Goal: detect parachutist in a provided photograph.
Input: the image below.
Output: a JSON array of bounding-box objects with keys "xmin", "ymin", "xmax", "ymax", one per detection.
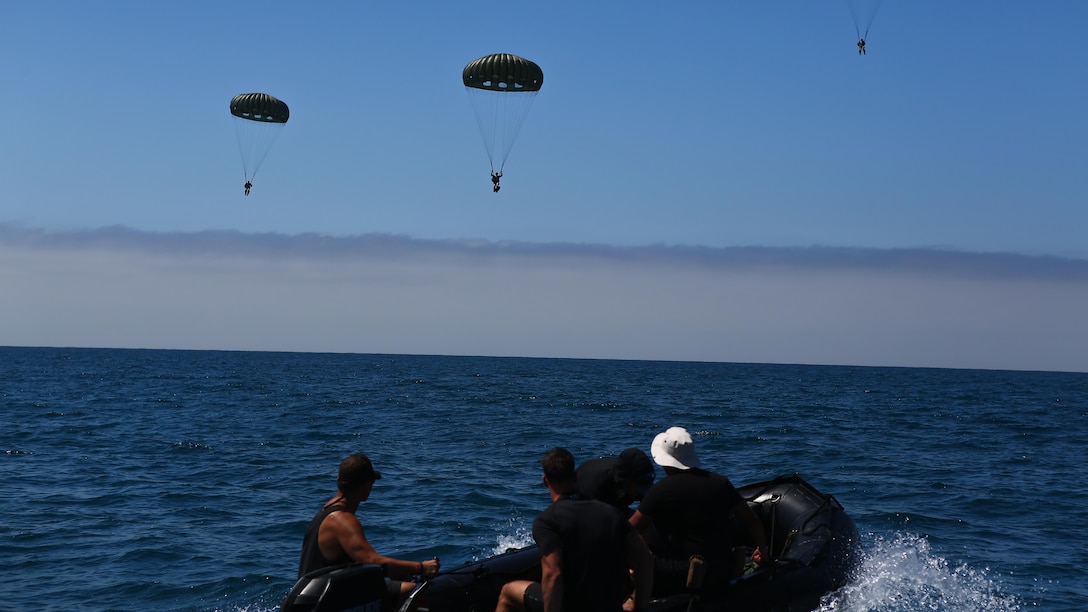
[
  {"xmin": 464, "ymin": 54, "xmax": 541, "ymax": 190},
  {"xmin": 231, "ymin": 92, "xmax": 288, "ymax": 195},
  {"xmin": 847, "ymin": 0, "xmax": 881, "ymax": 53}
]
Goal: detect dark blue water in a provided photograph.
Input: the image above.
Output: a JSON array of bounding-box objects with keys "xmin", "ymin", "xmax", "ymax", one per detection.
[{"xmin": 3, "ymin": 347, "xmax": 1086, "ymax": 611}]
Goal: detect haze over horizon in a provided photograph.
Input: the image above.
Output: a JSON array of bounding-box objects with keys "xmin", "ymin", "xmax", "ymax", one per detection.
[{"xmin": 4, "ymin": 225, "xmax": 1086, "ymax": 373}]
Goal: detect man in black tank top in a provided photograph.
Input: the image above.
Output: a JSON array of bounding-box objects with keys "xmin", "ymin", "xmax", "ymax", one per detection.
[{"xmin": 297, "ymin": 453, "xmax": 441, "ymax": 605}]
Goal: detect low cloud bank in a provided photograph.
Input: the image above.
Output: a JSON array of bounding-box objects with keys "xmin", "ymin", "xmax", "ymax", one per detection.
[{"xmin": 2, "ymin": 225, "xmax": 1086, "ymax": 372}]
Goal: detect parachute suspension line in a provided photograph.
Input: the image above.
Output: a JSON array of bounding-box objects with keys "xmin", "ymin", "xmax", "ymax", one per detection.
[
  {"xmin": 466, "ymin": 85, "xmax": 537, "ymax": 173},
  {"xmin": 230, "ymin": 93, "xmax": 289, "ymax": 185},
  {"xmin": 847, "ymin": 0, "xmax": 881, "ymax": 42},
  {"xmin": 233, "ymin": 118, "xmax": 285, "ymax": 181},
  {"xmin": 466, "ymin": 87, "xmax": 496, "ymax": 169},
  {"xmin": 463, "ymin": 53, "xmax": 543, "ymax": 178},
  {"xmin": 495, "ymin": 92, "xmax": 510, "ymax": 170},
  {"xmin": 848, "ymin": 1, "xmax": 861, "ymax": 39}
]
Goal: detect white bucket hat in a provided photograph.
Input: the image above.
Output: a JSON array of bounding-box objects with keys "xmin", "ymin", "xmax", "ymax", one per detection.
[{"xmin": 651, "ymin": 426, "xmax": 701, "ymax": 470}]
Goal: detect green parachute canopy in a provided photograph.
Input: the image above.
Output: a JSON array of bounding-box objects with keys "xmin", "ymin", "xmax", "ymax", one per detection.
[
  {"xmin": 462, "ymin": 54, "xmax": 543, "ymax": 173},
  {"xmin": 230, "ymin": 93, "xmax": 289, "ymax": 182},
  {"xmin": 462, "ymin": 53, "xmax": 544, "ymax": 92},
  {"xmin": 230, "ymin": 93, "xmax": 290, "ymax": 124}
]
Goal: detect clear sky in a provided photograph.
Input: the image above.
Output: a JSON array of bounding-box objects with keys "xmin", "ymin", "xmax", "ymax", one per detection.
[{"xmin": 2, "ymin": 2, "xmax": 1087, "ymax": 372}]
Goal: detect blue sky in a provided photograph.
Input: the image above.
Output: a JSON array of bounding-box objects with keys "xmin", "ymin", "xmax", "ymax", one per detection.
[{"xmin": 2, "ymin": 2, "xmax": 1087, "ymax": 372}]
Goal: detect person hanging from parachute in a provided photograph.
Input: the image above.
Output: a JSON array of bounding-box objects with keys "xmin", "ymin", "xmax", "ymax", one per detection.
[
  {"xmin": 845, "ymin": 0, "xmax": 881, "ymax": 56},
  {"xmin": 230, "ymin": 93, "xmax": 290, "ymax": 196},
  {"xmin": 463, "ymin": 53, "xmax": 543, "ymax": 194}
]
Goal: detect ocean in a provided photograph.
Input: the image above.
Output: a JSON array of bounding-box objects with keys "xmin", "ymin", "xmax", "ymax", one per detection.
[{"xmin": 2, "ymin": 347, "xmax": 1085, "ymax": 611}]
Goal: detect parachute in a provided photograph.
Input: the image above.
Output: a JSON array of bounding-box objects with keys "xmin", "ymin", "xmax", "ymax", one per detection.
[
  {"xmin": 846, "ymin": 0, "xmax": 882, "ymax": 42},
  {"xmin": 230, "ymin": 93, "xmax": 289, "ymax": 186},
  {"xmin": 463, "ymin": 53, "xmax": 543, "ymax": 176}
]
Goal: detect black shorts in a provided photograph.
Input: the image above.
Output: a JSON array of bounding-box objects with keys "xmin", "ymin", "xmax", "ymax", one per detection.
[
  {"xmin": 385, "ymin": 580, "xmax": 405, "ymax": 608},
  {"xmin": 522, "ymin": 582, "xmax": 544, "ymax": 612},
  {"xmin": 521, "ymin": 580, "xmax": 621, "ymax": 612}
]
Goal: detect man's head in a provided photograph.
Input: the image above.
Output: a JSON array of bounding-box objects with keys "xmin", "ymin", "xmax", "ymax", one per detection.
[
  {"xmin": 337, "ymin": 453, "xmax": 382, "ymax": 494},
  {"xmin": 617, "ymin": 447, "xmax": 655, "ymax": 500},
  {"xmin": 541, "ymin": 447, "xmax": 576, "ymax": 493}
]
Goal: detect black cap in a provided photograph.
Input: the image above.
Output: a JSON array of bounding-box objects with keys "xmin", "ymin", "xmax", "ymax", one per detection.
[
  {"xmin": 338, "ymin": 453, "xmax": 382, "ymax": 490},
  {"xmin": 618, "ymin": 447, "xmax": 654, "ymax": 483}
]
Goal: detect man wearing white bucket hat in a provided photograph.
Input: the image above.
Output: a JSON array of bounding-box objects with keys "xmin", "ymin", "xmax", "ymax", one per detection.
[{"xmin": 629, "ymin": 427, "xmax": 769, "ymax": 595}]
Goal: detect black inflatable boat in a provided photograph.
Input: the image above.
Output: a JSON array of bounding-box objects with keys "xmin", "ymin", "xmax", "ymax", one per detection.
[{"xmin": 281, "ymin": 474, "xmax": 861, "ymax": 612}]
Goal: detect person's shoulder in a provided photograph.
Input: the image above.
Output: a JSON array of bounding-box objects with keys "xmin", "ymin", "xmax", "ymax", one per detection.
[
  {"xmin": 666, "ymin": 468, "xmax": 710, "ymax": 480},
  {"xmin": 554, "ymin": 495, "xmax": 614, "ymax": 516},
  {"xmin": 693, "ymin": 468, "xmax": 736, "ymax": 487},
  {"xmin": 575, "ymin": 498, "xmax": 630, "ymax": 526},
  {"xmin": 707, "ymin": 469, "xmax": 734, "ymax": 483},
  {"xmin": 576, "ymin": 457, "xmax": 620, "ymax": 486},
  {"xmin": 320, "ymin": 507, "xmax": 364, "ymax": 540},
  {"xmin": 577, "ymin": 456, "xmax": 619, "ymax": 472},
  {"xmin": 660, "ymin": 468, "xmax": 729, "ymax": 488},
  {"xmin": 684, "ymin": 467, "xmax": 725, "ymax": 479},
  {"xmin": 579, "ymin": 496, "xmax": 618, "ymax": 511},
  {"xmin": 324, "ymin": 506, "xmax": 359, "ymax": 524},
  {"xmin": 532, "ymin": 505, "xmax": 559, "ymax": 531}
]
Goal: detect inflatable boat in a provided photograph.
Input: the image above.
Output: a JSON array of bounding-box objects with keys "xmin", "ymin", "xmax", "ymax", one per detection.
[{"xmin": 281, "ymin": 474, "xmax": 861, "ymax": 612}]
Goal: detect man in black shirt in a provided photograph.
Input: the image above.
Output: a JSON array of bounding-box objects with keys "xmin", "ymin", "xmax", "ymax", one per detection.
[
  {"xmin": 496, "ymin": 447, "xmax": 653, "ymax": 612},
  {"xmin": 630, "ymin": 427, "xmax": 768, "ymax": 594},
  {"xmin": 575, "ymin": 447, "xmax": 655, "ymax": 516}
]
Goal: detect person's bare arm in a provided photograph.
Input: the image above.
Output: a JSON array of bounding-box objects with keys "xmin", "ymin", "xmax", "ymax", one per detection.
[
  {"xmin": 732, "ymin": 501, "xmax": 769, "ymax": 564},
  {"xmin": 322, "ymin": 512, "xmax": 439, "ymax": 579},
  {"xmin": 625, "ymin": 529, "xmax": 654, "ymax": 611},
  {"xmin": 540, "ymin": 547, "xmax": 564, "ymax": 612}
]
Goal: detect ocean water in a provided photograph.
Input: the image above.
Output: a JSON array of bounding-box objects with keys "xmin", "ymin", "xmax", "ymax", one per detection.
[{"xmin": 2, "ymin": 347, "xmax": 1086, "ymax": 611}]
